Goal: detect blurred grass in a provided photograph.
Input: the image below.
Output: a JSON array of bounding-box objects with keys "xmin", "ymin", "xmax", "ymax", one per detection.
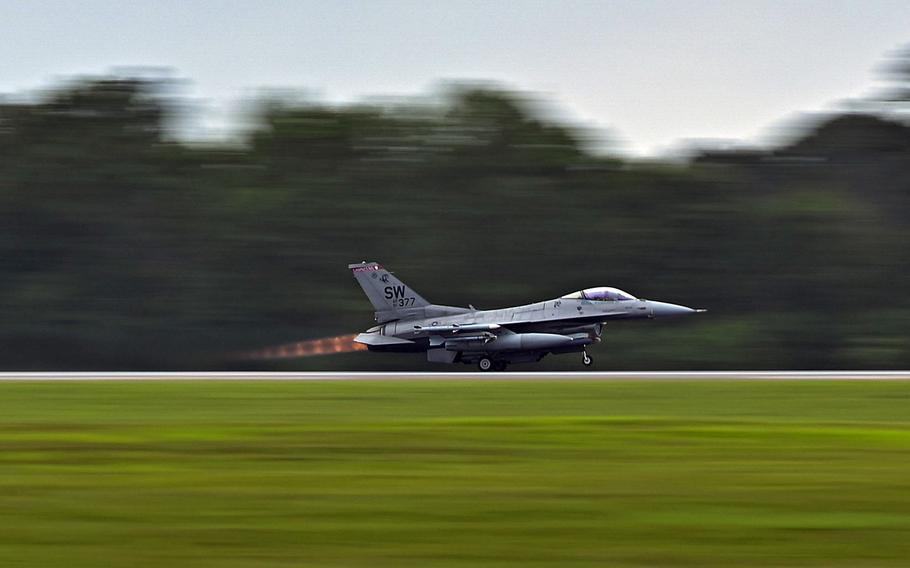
[{"xmin": 1, "ymin": 379, "xmax": 909, "ymax": 567}]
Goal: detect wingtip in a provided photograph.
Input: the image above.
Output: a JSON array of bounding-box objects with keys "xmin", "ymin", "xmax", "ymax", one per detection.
[{"xmin": 348, "ymin": 261, "xmax": 383, "ymax": 271}]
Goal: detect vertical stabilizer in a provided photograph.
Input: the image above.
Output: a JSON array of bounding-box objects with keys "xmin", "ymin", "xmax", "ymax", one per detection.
[{"xmin": 348, "ymin": 262, "xmax": 430, "ymax": 322}]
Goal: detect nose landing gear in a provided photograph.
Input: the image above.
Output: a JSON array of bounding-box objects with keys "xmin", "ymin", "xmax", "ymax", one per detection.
[{"xmin": 582, "ymin": 350, "xmax": 593, "ymax": 367}]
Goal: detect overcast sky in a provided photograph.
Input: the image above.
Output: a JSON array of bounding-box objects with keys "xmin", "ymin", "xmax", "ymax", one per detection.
[{"xmin": 2, "ymin": 0, "xmax": 909, "ymax": 155}]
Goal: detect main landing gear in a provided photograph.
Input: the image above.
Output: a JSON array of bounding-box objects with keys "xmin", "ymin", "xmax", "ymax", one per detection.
[
  {"xmin": 582, "ymin": 350, "xmax": 593, "ymax": 367},
  {"xmin": 477, "ymin": 357, "xmax": 508, "ymax": 372}
]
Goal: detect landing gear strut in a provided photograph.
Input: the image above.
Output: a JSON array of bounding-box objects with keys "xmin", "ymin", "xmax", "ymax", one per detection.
[{"xmin": 582, "ymin": 351, "xmax": 593, "ymax": 367}]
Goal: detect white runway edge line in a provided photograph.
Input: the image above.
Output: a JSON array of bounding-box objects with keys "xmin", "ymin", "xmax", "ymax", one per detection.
[{"xmin": 1, "ymin": 371, "xmax": 910, "ymax": 381}]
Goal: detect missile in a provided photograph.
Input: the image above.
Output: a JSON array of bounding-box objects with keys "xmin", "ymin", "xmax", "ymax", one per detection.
[{"xmin": 413, "ymin": 323, "xmax": 501, "ymax": 335}]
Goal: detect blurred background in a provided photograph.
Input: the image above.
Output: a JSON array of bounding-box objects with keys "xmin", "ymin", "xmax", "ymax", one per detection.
[{"xmin": 2, "ymin": 1, "xmax": 910, "ymax": 370}]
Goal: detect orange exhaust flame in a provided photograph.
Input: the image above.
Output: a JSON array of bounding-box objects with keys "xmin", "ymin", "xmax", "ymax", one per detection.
[{"xmin": 240, "ymin": 333, "xmax": 367, "ymax": 360}]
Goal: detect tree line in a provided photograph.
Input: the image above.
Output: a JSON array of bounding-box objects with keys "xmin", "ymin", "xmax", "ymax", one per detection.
[{"xmin": 1, "ymin": 65, "xmax": 909, "ymax": 369}]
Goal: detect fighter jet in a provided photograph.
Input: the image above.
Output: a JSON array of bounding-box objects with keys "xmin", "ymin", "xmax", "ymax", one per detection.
[{"xmin": 350, "ymin": 262, "xmax": 704, "ymax": 371}]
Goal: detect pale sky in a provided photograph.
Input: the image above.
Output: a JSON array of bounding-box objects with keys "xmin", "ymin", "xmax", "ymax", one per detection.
[{"xmin": 2, "ymin": 0, "xmax": 909, "ymax": 155}]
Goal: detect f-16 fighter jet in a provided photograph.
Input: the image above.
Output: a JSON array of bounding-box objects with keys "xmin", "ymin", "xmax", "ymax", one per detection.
[{"xmin": 350, "ymin": 262, "xmax": 704, "ymax": 371}]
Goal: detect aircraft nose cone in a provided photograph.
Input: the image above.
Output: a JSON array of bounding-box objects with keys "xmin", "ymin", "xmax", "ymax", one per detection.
[{"xmin": 648, "ymin": 301, "xmax": 697, "ymax": 317}]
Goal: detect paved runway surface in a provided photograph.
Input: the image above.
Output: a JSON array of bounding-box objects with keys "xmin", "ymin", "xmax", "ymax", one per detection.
[{"xmin": 1, "ymin": 371, "xmax": 909, "ymax": 381}]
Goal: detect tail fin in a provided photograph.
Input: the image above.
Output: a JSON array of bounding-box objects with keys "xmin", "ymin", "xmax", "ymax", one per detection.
[{"xmin": 348, "ymin": 262, "xmax": 430, "ymax": 322}]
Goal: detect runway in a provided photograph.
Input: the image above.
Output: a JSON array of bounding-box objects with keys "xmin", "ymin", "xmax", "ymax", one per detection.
[{"xmin": 0, "ymin": 371, "xmax": 909, "ymax": 381}]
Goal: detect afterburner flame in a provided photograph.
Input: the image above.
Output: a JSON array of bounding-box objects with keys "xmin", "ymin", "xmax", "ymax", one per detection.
[{"xmin": 241, "ymin": 333, "xmax": 366, "ymax": 360}]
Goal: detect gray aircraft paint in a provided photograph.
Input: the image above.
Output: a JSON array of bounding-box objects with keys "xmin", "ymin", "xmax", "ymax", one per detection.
[{"xmin": 349, "ymin": 262, "xmax": 702, "ymax": 370}]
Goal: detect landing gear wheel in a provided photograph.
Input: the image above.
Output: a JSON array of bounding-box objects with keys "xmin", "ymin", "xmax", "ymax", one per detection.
[
  {"xmin": 493, "ymin": 361, "xmax": 508, "ymax": 372},
  {"xmin": 478, "ymin": 357, "xmax": 493, "ymax": 372},
  {"xmin": 582, "ymin": 352, "xmax": 593, "ymax": 367}
]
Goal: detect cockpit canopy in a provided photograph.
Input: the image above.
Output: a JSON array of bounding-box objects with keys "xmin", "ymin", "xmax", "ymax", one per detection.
[{"xmin": 561, "ymin": 287, "xmax": 637, "ymax": 301}]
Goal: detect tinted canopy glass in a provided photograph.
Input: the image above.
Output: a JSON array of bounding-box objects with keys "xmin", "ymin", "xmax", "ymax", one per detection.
[
  {"xmin": 559, "ymin": 291, "xmax": 584, "ymax": 299},
  {"xmin": 581, "ymin": 287, "xmax": 637, "ymax": 301}
]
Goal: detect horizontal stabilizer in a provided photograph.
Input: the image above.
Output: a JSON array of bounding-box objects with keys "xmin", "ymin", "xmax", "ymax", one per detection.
[{"xmin": 353, "ymin": 333, "xmax": 417, "ymax": 347}]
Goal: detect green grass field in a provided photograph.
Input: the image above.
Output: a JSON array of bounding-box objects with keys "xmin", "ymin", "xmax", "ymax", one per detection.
[{"xmin": 1, "ymin": 379, "xmax": 909, "ymax": 567}]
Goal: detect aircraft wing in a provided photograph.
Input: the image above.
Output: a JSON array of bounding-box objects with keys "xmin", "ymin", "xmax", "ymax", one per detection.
[
  {"xmin": 353, "ymin": 333, "xmax": 417, "ymax": 346},
  {"xmin": 414, "ymin": 313, "xmax": 633, "ymax": 338}
]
